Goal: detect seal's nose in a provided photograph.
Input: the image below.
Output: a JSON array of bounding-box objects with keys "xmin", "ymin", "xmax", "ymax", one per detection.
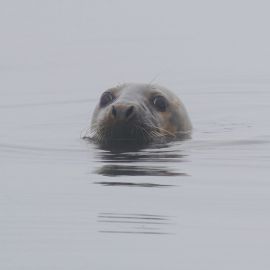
[{"xmin": 111, "ymin": 104, "xmax": 135, "ymax": 121}]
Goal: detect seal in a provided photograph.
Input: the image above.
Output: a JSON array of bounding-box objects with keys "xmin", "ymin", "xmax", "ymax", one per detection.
[{"xmin": 88, "ymin": 83, "xmax": 192, "ymax": 147}]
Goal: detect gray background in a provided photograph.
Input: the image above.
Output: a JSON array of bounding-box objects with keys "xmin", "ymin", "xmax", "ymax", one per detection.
[{"xmin": 1, "ymin": 1, "xmax": 270, "ymax": 269}]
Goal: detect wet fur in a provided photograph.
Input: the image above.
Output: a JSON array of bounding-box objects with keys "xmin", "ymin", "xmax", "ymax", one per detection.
[{"xmin": 87, "ymin": 83, "xmax": 192, "ymax": 147}]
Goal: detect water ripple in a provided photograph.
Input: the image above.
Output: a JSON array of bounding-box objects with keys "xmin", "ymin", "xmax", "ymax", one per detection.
[{"xmin": 98, "ymin": 212, "xmax": 175, "ymax": 235}]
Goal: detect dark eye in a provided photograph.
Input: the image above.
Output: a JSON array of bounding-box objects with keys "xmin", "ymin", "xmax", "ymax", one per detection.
[
  {"xmin": 100, "ymin": 92, "xmax": 115, "ymax": 107},
  {"xmin": 152, "ymin": 95, "xmax": 168, "ymax": 112}
]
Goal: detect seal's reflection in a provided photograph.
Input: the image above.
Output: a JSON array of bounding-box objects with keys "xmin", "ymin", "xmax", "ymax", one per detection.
[
  {"xmin": 93, "ymin": 142, "xmax": 189, "ymax": 186},
  {"xmin": 98, "ymin": 212, "xmax": 175, "ymax": 235}
]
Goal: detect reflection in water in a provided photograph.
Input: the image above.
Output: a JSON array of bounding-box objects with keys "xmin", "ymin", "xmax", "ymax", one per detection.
[
  {"xmin": 94, "ymin": 144, "xmax": 186, "ymax": 234},
  {"xmin": 95, "ymin": 181, "xmax": 174, "ymax": 188},
  {"xmin": 95, "ymin": 165, "xmax": 187, "ymax": 177},
  {"xmin": 95, "ymin": 144, "xmax": 188, "ymax": 163},
  {"xmin": 98, "ymin": 212, "xmax": 175, "ymax": 235},
  {"xmin": 93, "ymin": 142, "xmax": 189, "ymax": 181}
]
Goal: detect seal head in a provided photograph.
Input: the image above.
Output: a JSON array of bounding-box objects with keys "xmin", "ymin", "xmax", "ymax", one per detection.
[{"xmin": 89, "ymin": 83, "xmax": 192, "ymax": 147}]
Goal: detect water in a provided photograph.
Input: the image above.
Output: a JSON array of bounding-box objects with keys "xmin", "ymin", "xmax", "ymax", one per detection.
[{"xmin": 1, "ymin": 1, "xmax": 270, "ymax": 269}]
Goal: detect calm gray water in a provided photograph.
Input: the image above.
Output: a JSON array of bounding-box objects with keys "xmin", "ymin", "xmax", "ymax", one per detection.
[{"xmin": 1, "ymin": 1, "xmax": 270, "ymax": 269}]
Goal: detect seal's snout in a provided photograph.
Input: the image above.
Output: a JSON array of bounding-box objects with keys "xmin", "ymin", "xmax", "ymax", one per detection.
[{"xmin": 111, "ymin": 104, "xmax": 136, "ymax": 121}]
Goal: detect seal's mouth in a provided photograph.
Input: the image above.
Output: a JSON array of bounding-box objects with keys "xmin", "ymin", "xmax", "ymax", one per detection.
[
  {"xmin": 93, "ymin": 121, "xmax": 154, "ymax": 146},
  {"xmin": 89, "ymin": 115, "xmax": 172, "ymax": 148}
]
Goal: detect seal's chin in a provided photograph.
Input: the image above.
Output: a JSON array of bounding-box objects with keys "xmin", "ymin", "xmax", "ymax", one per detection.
[
  {"xmin": 106, "ymin": 124, "xmax": 150, "ymax": 145},
  {"xmin": 91, "ymin": 120, "xmax": 156, "ymax": 148}
]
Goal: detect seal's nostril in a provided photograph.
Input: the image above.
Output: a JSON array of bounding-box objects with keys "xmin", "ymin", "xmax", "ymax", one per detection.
[
  {"xmin": 111, "ymin": 104, "xmax": 135, "ymax": 120},
  {"xmin": 112, "ymin": 105, "xmax": 117, "ymax": 117},
  {"xmin": 125, "ymin": 105, "xmax": 134, "ymax": 118}
]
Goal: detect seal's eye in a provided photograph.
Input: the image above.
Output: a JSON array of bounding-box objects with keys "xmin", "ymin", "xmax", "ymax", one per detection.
[
  {"xmin": 152, "ymin": 95, "xmax": 168, "ymax": 112},
  {"xmin": 100, "ymin": 92, "xmax": 115, "ymax": 107}
]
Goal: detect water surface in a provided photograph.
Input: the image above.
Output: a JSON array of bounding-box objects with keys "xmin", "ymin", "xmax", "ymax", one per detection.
[{"xmin": 1, "ymin": 1, "xmax": 270, "ymax": 269}]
